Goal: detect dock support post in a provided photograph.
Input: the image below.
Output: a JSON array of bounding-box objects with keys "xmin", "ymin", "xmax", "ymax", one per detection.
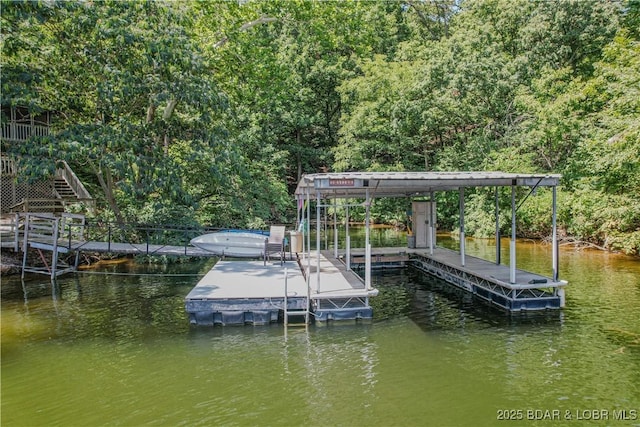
[
  {"xmin": 13, "ymin": 213, "xmax": 20, "ymax": 252},
  {"xmin": 50, "ymin": 222, "xmax": 60, "ymax": 280},
  {"xmin": 284, "ymin": 268, "xmax": 289, "ymax": 327},
  {"xmin": 333, "ymin": 197, "xmax": 338, "ymax": 259},
  {"xmin": 430, "ymin": 191, "xmax": 435, "ymax": 256},
  {"xmin": 346, "ymin": 205, "xmax": 351, "ymax": 271},
  {"xmin": 552, "ymin": 186, "xmax": 558, "ymax": 282},
  {"xmin": 21, "ymin": 214, "xmax": 30, "ymax": 279},
  {"xmin": 495, "ymin": 187, "xmax": 501, "ymax": 265},
  {"xmin": 306, "ymin": 187, "xmax": 311, "ymax": 280},
  {"xmin": 510, "ymin": 184, "xmax": 517, "ymax": 284},
  {"xmin": 365, "ymin": 189, "xmax": 371, "ymax": 291},
  {"xmin": 459, "ymin": 188, "xmax": 465, "ymax": 267},
  {"xmin": 323, "ymin": 204, "xmax": 328, "ymax": 254},
  {"xmin": 316, "ymin": 189, "xmax": 321, "ymax": 293},
  {"xmin": 298, "ymin": 196, "xmax": 303, "ymax": 258}
]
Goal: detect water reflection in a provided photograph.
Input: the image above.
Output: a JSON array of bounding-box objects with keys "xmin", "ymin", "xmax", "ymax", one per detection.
[
  {"xmin": 2, "ymin": 235, "xmax": 639, "ymax": 427},
  {"xmin": 371, "ymin": 268, "xmax": 565, "ymax": 331}
]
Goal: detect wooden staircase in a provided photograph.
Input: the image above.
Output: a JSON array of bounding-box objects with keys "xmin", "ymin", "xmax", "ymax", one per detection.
[
  {"xmin": 54, "ymin": 177, "xmax": 79, "ymax": 199},
  {"xmin": 1, "ymin": 157, "xmax": 93, "ymax": 214}
]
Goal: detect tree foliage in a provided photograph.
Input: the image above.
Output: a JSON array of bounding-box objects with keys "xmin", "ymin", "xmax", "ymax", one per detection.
[{"xmin": 1, "ymin": 0, "xmax": 638, "ymax": 253}]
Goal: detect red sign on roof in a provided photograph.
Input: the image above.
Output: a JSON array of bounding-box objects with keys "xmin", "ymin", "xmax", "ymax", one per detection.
[{"xmin": 329, "ymin": 179, "xmax": 355, "ymax": 187}]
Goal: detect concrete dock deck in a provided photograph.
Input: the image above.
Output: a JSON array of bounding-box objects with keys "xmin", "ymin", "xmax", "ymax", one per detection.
[
  {"xmin": 186, "ymin": 260, "xmax": 307, "ymax": 300},
  {"xmin": 185, "ymin": 252, "xmax": 377, "ymax": 325}
]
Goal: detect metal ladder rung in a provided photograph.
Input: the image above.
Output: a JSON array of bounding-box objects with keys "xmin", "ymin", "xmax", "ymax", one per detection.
[
  {"xmin": 285, "ymin": 311, "xmax": 309, "ymax": 318},
  {"xmin": 283, "ymin": 267, "xmax": 310, "ymax": 326}
]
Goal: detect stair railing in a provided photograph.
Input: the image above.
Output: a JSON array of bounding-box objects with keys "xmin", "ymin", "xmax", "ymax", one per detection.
[{"xmin": 54, "ymin": 161, "xmax": 93, "ymax": 200}]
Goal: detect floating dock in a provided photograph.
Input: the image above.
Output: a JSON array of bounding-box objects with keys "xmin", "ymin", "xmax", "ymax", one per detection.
[
  {"xmin": 348, "ymin": 247, "xmax": 566, "ymax": 311},
  {"xmin": 185, "ymin": 252, "xmax": 377, "ymax": 325},
  {"xmin": 188, "ymin": 171, "xmax": 569, "ymax": 324}
]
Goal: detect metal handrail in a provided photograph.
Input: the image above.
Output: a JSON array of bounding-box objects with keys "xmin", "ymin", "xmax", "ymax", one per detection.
[
  {"xmin": 7, "ymin": 214, "xmax": 277, "ymax": 257},
  {"xmin": 80, "ymin": 221, "xmax": 250, "ymax": 255}
]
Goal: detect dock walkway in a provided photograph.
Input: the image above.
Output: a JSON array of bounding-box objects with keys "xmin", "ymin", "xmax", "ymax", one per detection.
[
  {"xmin": 185, "ymin": 252, "xmax": 376, "ymax": 325},
  {"xmin": 347, "ymin": 246, "xmax": 566, "ymax": 311},
  {"xmin": 71, "ymin": 241, "xmax": 216, "ymax": 257}
]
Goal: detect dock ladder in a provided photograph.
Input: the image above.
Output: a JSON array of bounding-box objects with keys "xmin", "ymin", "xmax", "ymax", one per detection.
[{"xmin": 283, "ymin": 267, "xmax": 311, "ymax": 326}]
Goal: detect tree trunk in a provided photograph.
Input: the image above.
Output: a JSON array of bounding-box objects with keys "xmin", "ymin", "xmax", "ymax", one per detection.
[
  {"xmin": 94, "ymin": 162, "xmax": 124, "ymax": 224},
  {"xmin": 162, "ymin": 98, "xmax": 178, "ymax": 155},
  {"xmin": 146, "ymin": 103, "xmax": 156, "ymax": 124},
  {"xmin": 163, "ymin": 98, "xmax": 178, "ymax": 120}
]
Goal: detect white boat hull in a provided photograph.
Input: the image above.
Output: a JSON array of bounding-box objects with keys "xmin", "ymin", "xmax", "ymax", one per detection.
[{"xmin": 190, "ymin": 232, "xmax": 266, "ymax": 258}]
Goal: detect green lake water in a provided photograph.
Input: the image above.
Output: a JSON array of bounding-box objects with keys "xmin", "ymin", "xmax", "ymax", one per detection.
[{"xmin": 2, "ymin": 230, "xmax": 639, "ymax": 426}]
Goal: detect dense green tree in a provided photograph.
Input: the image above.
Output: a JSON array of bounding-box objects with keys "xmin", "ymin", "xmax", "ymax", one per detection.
[
  {"xmin": 1, "ymin": 0, "xmax": 637, "ymax": 253},
  {"xmin": 3, "ymin": 1, "xmax": 229, "ymax": 225}
]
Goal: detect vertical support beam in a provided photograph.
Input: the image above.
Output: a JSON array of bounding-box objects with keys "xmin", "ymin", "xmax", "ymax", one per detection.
[
  {"xmin": 306, "ymin": 187, "xmax": 311, "ymax": 277},
  {"xmin": 50, "ymin": 218, "xmax": 60, "ymax": 280},
  {"xmin": 316, "ymin": 190, "xmax": 321, "ymax": 293},
  {"xmin": 365, "ymin": 189, "xmax": 371, "ymax": 291},
  {"xmin": 459, "ymin": 187, "xmax": 465, "ymax": 267},
  {"xmin": 429, "ymin": 191, "xmax": 435, "ymax": 256},
  {"xmin": 298, "ymin": 195, "xmax": 305, "ymax": 258},
  {"xmin": 333, "ymin": 196, "xmax": 338, "ymax": 259},
  {"xmin": 346, "ymin": 205, "xmax": 351, "ymax": 271},
  {"xmin": 552, "ymin": 186, "xmax": 559, "ymax": 282},
  {"xmin": 510, "ymin": 184, "xmax": 517, "ymax": 284},
  {"xmin": 13, "ymin": 213, "xmax": 20, "ymax": 252},
  {"xmin": 323, "ymin": 203, "xmax": 328, "ymax": 251},
  {"xmin": 495, "ymin": 187, "xmax": 501, "ymax": 265},
  {"xmin": 21, "ymin": 213, "xmax": 30, "ymax": 279},
  {"xmin": 300, "ymin": 196, "xmax": 304, "ymax": 228},
  {"xmin": 301, "ymin": 195, "xmax": 305, "ymax": 258},
  {"xmin": 284, "ymin": 268, "xmax": 289, "ymax": 328}
]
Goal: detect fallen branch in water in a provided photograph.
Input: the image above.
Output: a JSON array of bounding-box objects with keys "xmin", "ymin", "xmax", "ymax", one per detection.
[{"xmin": 545, "ymin": 236, "xmax": 609, "ymax": 251}]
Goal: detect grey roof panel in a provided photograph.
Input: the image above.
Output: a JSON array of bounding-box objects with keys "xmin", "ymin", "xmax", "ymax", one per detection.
[{"xmin": 294, "ymin": 171, "xmax": 561, "ymax": 198}]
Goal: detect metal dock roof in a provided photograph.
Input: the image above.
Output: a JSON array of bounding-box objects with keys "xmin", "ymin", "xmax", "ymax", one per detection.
[{"xmin": 294, "ymin": 171, "xmax": 561, "ymax": 199}]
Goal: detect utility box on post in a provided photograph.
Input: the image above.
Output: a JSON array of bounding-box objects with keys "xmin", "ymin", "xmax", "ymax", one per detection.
[
  {"xmin": 412, "ymin": 201, "xmax": 436, "ymax": 249},
  {"xmin": 289, "ymin": 231, "xmax": 303, "ymax": 253}
]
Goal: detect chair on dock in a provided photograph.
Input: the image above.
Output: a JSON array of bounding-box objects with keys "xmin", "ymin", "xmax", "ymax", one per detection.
[{"xmin": 264, "ymin": 225, "xmax": 286, "ymax": 266}]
